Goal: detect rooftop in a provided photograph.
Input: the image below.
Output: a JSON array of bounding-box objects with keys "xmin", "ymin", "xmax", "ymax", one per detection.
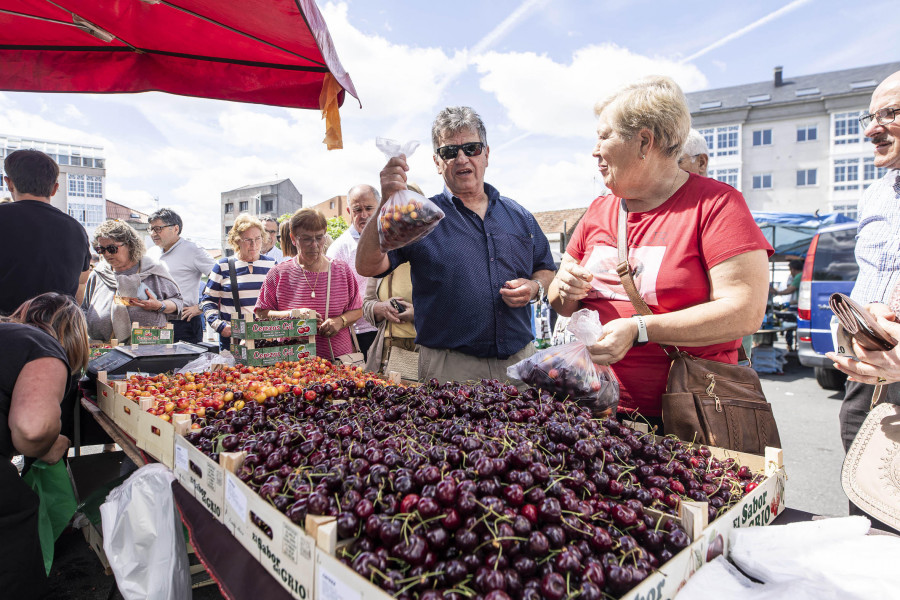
[
  {"xmin": 223, "ymin": 179, "xmax": 289, "ymax": 193},
  {"xmin": 533, "ymin": 207, "xmax": 587, "ymax": 239},
  {"xmin": 685, "ymin": 61, "xmax": 900, "ymax": 114},
  {"xmin": 105, "ymin": 199, "xmax": 148, "ymax": 223}
]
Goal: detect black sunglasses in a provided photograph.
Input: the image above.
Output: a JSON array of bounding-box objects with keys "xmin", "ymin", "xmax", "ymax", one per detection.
[
  {"xmin": 94, "ymin": 243, "xmax": 123, "ymax": 255},
  {"xmin": 436, "ymin": 142, "xmax": 485, "ymax": 160}
]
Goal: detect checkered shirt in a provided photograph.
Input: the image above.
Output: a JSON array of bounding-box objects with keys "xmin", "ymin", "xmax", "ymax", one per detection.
[{"xmin": 851, "ymin": 169, "xmax": 900, "ymax": 304}]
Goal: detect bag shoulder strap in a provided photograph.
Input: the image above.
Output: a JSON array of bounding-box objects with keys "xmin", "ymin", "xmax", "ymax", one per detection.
[
  {"xmin": 387, "ymin": 272, "xmax": 395, "ymax": 339},
  {"xmin": 227, "ymin": 257, "xmax": 242, "ymax": 321},
  {"xmin": 616, "ymin": 200, "xmax": 653, "ymax": 317},
  {"xmin": 325, "ymin": 261, "xmax": 361, "ymax": 360}
]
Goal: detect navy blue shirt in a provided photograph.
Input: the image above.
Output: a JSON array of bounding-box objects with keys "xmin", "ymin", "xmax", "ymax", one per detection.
[{"xmin": 387, "ymin": 184, "xmax": 555, "ymax": 359}]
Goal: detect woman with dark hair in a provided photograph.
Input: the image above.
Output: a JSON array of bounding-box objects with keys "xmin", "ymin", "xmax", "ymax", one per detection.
[{"xmin": 0, "ymin": 293, "xmax": 89, "ymax": 598}]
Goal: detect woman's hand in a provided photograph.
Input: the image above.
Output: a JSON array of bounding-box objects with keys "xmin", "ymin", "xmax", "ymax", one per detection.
[
  {"xmin": 319, "ymin": 318, "xmax": 342, "ymax": 337},
  {"xmin": 129, "ymin": 288, "xmax": 165, "ymax": 312},
  {"xmin": 554, "ymin": 261, "xmax": 593, "ymax": 304},
  {"xmin": 38, "ymin": 435, "xmax": 70, "ymax": 465},
  {"xmin": 586, "ymin": 317, "xmax": 638, "ymax": 365},
  {"xmin": 374, "ymin": 299, "xmax": 402, "ymax": 324},
  {"xmin": 826, "ymin": 310, "xmax": 900, "ymax": 384}
]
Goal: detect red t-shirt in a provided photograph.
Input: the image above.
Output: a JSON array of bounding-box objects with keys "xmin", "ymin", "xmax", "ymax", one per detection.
[
  {"xmin": 566, "ymin": 174, "xmax": 773, "ymax": 416},
  {"xmin": 255, "ymin": 259, "xmax": 362, "ymax": 360}
]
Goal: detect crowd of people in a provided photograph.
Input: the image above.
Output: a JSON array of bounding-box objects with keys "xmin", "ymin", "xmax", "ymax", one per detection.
[{"xmin": 2, "ymin": 69, "xmax": 900, "ymax": 591}]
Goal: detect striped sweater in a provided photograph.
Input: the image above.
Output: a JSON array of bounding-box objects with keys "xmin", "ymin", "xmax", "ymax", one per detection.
[{"xmin": 200, "ymin": 255, "xmax": 276, "ymax": 333}]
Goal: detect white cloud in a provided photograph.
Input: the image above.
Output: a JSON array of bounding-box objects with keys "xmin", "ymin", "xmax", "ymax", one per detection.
[{"xmin": 474, "ymin": 44, "xmax": 708, "ymax": 138}]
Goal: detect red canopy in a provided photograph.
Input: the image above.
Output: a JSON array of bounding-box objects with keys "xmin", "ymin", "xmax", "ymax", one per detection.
[{"xmin": 0, "ymin": 0, "xmax": 359, "ymax": 146}]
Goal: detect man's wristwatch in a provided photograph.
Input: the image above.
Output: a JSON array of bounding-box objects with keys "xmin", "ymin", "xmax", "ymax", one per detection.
[
  {"xmin": 530, "ymin": 279, "xmax": 544, "ymax": 304},
  {"xmin": 632, "ymin": 315, "xmax": 648, "ymax": 346}
]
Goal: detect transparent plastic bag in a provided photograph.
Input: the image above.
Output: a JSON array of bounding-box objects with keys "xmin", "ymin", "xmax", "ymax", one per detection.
[
  {"xmin": 508, "ymin": 309, "xmax": 619, "ymax": 415},
  {"xmin": 174, "ymin": 351, "xmax": 235, "ymax": 375},
  {"xmin": 100, "ymin": 464, "xmax": 190, "ymax": 600},
  {"xmin": 375, "ymin": 137, "xmax": 445, "ymax": 251}
]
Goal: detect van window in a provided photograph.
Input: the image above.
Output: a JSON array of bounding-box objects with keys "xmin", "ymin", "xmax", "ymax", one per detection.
[{"xmin": 813, "ymin": 229, "xmax": 858, "ymax": 281}]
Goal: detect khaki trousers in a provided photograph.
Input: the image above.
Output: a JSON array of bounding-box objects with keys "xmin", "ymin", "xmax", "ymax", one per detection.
[{"xmin": 418, "ymin": 343, "xmax": 536, "ymax": 387}]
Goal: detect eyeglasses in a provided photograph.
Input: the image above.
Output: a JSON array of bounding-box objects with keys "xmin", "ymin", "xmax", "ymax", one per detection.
[
  {"xmin": 240, "ymin": 237, "xmax": 263, "ymax": 245},
  {"xmin": 859, "ymin": 107, "xmax": 899, "ymax": 129},
  {"xmin": 149, "ymin": 224, "xmax": 175, "ymax": 234},
  {"xmin": 296, "ymin": 234, "xmax": 326, "ymax": 246},
  {"xmin": 94, "ymin": 243, "xmax": 124, "ymax": 255},
  {"xmin": 435, "ymin": 142, "xmax": 485, "ymax": 161}
]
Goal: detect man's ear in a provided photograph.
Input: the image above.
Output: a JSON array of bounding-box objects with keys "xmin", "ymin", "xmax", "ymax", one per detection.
[
  {"xmin": 697, "ymin": 154, "xmax": 709, "ymax": 175},
  {"xmin": 51, "ymin": 181, "xmax": 59, "ymax": 197}
]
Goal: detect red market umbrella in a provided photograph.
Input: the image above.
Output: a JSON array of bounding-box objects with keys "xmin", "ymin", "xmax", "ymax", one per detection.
[{"xmin": 0, "ymin": 0, "xmax": 359, "ymax": 148}]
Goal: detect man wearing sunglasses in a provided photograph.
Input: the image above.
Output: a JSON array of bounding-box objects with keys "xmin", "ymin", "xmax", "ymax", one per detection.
[
  {"xmin": 837, "ymin": 69, "xmax": 900, "ymax": 464},
  {"xmin": 0, "ymin": 150, "xmax": 92, "ymax": 316},
  {"xmin": 147, "ymin": 208, "xmax": 215, "ymax": 343},
  {"xmin": 357, "ymin": 106, "xmax": 555, "ymax": 385}
]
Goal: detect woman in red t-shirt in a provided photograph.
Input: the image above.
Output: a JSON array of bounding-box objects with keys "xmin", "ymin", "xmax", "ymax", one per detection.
[
  {"xmin": 548, "ymin": 76, "xmax": 773, "ymax": 425},
  {"xmin": 255, "ymin": 209, "xmax": 363, "ymax": 361}
]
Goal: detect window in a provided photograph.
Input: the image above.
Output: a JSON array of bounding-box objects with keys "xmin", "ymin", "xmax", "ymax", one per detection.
[
  {"xmin": 752, "ymin": 129, "xmax": 772, "ymax": 146},
  {"xmin": 797, "ymin": 125, "xmax": 817, "ymax": 142},
  {"xmin": 795, "ymin": 87, "xmax": 820, "ymax": 97},
  {"xmin": 262, "ymin": 200, "xmax": 273, "ymax": 212},
  {"xmin": 67, "ymin": 202, "xmax": 103, "ymax": 228},
  {"xmin": 752, "ymin": 174, "xmax": 773, "ymax": 190},
  {"xmin": 834, "ymin": 111, "xmax": 865, "ymax": 145},
  {"xmin": 796, "ymin": 169, "xmax": 817, "ymax": 186},
  {"xmin": 68, "ymin": 173, "xmax": 85, "ymax": 196},
  {"xmin": 699, "ymin": 100, "xmax": 722, "ymax": 109},
  {"xmin": 831, "ymin": 204, "xmax": 859, "ymax": 222},
  {"xmin": 239, "ymin": 201, "xmax": 248, "ymax": 212},
  {"xmin": 330, "ymin": 201, "xmax": 335, "ymax": 210},
  {"xmin": 57, "ymin": 154, "xmax": 70, "ymax": 166},
  {"xmin": 0, "ymin": 167, "xmax": 6, "ymax": 192},
  {"xmin": 863, "ymin": 157, "xmax": 888, "ymax": 188},
  {"xmin": 94, "ymin": 158, "xmax": 105, "ymax": 169},
  {"xmin": 747, "ymin": 94, "xmax": 771, "ymax": 103},
  {"xmin": 700, "ymin": 125, "xmax": 740, "ymax": 157},
  {"xmin": 86, "ymin": 176, "xmax": 102, "ymax": 198},
  {"xmin": 710, "ymin": 168, "xmax": 739, "ymax": 189},
  {"xmin": 224, "ymin": 203, "xmax": 233, "ymax": 214},
  {"xmin": 833, "ymin": 158, "xmax": 860, "ymax": 191}
]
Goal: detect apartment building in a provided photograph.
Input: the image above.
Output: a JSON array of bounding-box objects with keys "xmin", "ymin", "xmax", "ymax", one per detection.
[
  {"xmin": 220, "ymin": 179, "xmax": 302, "ymax": 253},
  {"xmin": 685, "ymin": 61, "xmax": 900, "ymax": 218}
]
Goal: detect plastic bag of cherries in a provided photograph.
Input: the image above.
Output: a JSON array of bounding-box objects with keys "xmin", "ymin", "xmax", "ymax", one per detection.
[
  {"xmin": 508, "ymin": 308, "xmax": 619, "ymax": 415},
  {"xmin": 375, "ymin": 138, "xmax": 445, "ymax": 251}
]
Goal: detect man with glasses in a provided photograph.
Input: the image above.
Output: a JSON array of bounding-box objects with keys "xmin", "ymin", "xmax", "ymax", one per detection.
[
  {"xmin": 147, "ymin": 208, "xmax": 215, "ymax": 343},
  {"xmin": 0, "ymin": 150, "xmax": 91, "ymax": 316},
  {"xmin": 327, "ymin": 184, "xmax": 380, "ymax": 359},
  {"xmin": 260, "ymin": 216, "xmax": 285, "ymax": 263},
  {"xmin": 357, "ymin": 106, "xmax": 555, "ymax": 384},
  {"xmin": 836, "ymin": 70, "xmax": 900, "ymax": 463}
]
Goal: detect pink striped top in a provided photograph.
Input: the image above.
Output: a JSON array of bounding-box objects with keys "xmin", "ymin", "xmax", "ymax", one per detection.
[{"xmin": 255, "ymin": 258, "xmax": 362, "ymax": 359}]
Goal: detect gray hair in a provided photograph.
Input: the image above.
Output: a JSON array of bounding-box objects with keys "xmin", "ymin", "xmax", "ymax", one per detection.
[
  {"xmin": 261, "ymin": 216, "xmax": 279, "ymax": 225},
  {"xmin": 149, "ymin": 207, "xmax": 183, "ymax": 235},
  {"xmin": 431, "ymin": 106, "xmax": 488, "ymax": 151},
  {"xmin": 347, "ymin": 184, "xmax": 381, "ymax": 204},
  {"xmin": 681, "ymin": 129, "xmax": 709, "ymax": 158},
  {"xmin": 93, "ymin": 219, "xmax": 146, "ymax": 264},
  {"xmin": 594, "ymin": 76, "xmax": 691, "ymax": 159}
]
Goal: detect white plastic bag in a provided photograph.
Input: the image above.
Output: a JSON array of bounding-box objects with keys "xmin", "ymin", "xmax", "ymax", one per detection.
[
  {"xmin": 100, "ymin": 464, "xmax": 191, "ymax": 600},
  {"xmin": 174, "ymin": 351, "xmax": 235, "ymax": 374},
  {"xmin": 507, "ymin": 309, "xmax": 619, "ymax": 415},
  {"xmin": 375, "ymin": 137, "xmax": 444, "ymax": 251}
]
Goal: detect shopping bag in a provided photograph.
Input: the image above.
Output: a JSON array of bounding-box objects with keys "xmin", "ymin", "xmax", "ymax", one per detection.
[
  {"xmin": 22, "ymin": 459, "xmax": 78, "ymax": 575},
  {"xmin": 507, "ymin": 309, "xmax": 619, "ymax": 415},
  {"xmin": 375, "ymin": 137, "xmax": 444, "ymax": 251}
]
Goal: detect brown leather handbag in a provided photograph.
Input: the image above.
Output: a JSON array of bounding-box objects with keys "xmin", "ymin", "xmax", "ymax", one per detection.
[{"xmin": 615, "ymin": 200, "xmax": 781, "ymax": 454}]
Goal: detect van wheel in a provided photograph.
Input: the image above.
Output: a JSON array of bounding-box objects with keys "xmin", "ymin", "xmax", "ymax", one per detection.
[{"xmin": 815, "ymin": 367, "xmax": 847, "ymax": 390}]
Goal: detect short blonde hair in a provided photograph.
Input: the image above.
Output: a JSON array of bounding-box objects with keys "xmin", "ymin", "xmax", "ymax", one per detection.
[
  {"xmin": 227, "ymin": 213, "xmax": 265, "ymax": 253},
  {"xmin": 290, "ymin": 208, "xmax": 328, "ymax": 237},
  {"xmin": 594, "ymin": 76, "xmax": 690, "ymax": 159},
  {"xmin": 93, "ymin": 219, "xmax": 145, "ymax": 264}
]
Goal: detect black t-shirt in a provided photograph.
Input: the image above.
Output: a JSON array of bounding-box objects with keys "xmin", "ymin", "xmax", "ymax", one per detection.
[
  {"xmin": 0, "ymin": 200, "xmax": 91, "ymax": 315},
  {"xmin": 0, "ymin": 323, "xmax": 69, "ymax": 458}
]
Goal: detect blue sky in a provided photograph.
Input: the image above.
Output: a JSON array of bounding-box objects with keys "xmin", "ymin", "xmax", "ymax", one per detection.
[{"xmin": 1, "ymin": 0, "xmax": 898, "ymax": 248}]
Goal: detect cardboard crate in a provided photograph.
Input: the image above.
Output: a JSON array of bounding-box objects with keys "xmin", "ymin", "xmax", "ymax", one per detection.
[
  {"xmin": 232, "ymin": 342, "xmax": 315, "ymax": 366},
  {"xmin": 223, "ymin": 471, "xmax": 317, "ymax": 599},
  {"xmin": 232, "ymin": 313, "xmax": 317, "ymax": 340},
  {"xmin": 130, "ymin": 322, "xmax": 174, "ymax": 346},
  {"xmin": 316, "ymin": 549, "xmax": 389, "ymax": 600},
  {"xmin": 173, "ymin": 433, "xmax": 228, "ymax": 522}
]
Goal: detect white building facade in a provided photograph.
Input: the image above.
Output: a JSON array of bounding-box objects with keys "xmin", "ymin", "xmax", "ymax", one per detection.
[
  {"xmin": 0, "ymin": 133, "xmax": 106, "ymax": 236},
  {"xmin": 686, "ymin": 62, "xmax": 900, "ymax": 218}
]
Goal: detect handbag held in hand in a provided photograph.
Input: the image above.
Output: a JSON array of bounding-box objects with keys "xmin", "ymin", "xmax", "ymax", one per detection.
[{"xmin": 615, "ymin": 200, "xmax": 781, "ymax": 454}]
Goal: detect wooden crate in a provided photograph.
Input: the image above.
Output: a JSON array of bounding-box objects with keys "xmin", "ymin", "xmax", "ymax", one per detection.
[
  {"xmin": 223, "ymin": 471, "xmax": 318, "ymax": 599},
  {"xmin": 173, "ymin": 433, "xmax": 229, "ymax": 522},
  {"xmin": 132, "ymin": 409, "xmax": 179, "ymax": 467},
  {"xmin": 95, "ymin": 371, "xmax": 125, "ymax": 417}
]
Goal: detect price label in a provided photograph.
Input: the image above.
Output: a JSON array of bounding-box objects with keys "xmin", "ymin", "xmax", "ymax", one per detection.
[
  {"xmin": 225, "ymin": 476, "xmax": 247, "ymax": 523},
  {"xmin": 174, "ymin": 443, "xmax": 188, "ymax": 473},
  {"xmin": 318, "ymin": 562, "xmax": 362, "ymax": 600}
]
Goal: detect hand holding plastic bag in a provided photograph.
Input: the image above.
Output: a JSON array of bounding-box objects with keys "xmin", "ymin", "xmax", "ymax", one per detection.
[
  {"xmin": 375, "ymin": 137, "xmax": 444, "ymax": 251},
  {"xmin": 508, "ymin": 309, "xmax": 619, "ymax": 415},
  {"xmin": 100, "ymin": 464, "xmax": 190, "ymax": 600}
]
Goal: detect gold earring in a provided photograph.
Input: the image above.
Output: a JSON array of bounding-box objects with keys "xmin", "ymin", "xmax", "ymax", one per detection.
[{"xmin": 641, "ymin": 154, "xmax": 645, "ymax": 160}]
